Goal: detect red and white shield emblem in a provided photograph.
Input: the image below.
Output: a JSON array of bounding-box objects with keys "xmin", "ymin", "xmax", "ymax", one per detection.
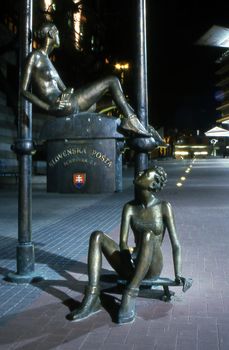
[{"xmin": 73, "ymin": 173, "xmax": 86, "ymax": 189}]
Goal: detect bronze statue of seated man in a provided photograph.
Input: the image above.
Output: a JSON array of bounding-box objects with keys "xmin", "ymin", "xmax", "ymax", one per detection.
[
  {"xmin": 68, "ymin": 166, "xmax": 190, "ymax": 324},
  {"xmin": 21, "ymin": 22, "xmax": 163, "ymax": 139}
]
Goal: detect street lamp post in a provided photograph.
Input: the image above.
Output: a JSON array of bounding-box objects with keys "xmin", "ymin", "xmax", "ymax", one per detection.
[
  {"xmin": 135, "ymin": 0, "xmax": 149, "ymax": 176},
  {"xmin": 7, "ymin": 0, "xmax": 42, "ymax": 283}
]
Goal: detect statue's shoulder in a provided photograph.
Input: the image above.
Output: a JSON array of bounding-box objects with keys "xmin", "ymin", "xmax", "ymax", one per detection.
[
  {"xmin": 26, "ymin": 50, "xmax": 43, "ymax": 64},
  {"xmin": 126, "ymin": 200, "xmax": 135, "ymax": 207},
  {"xmin": 161, "ymin": 200, "xmax": 173, "ymax": 214},
  {"xmin": 161, "ymin": 200, "xmax": 171, "ymax": 207},
  {"xmin": 123, "ymin": 200, "xmax": 135, "ymax": 212}
]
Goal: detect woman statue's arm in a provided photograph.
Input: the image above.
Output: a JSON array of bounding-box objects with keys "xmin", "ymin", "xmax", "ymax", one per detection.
[
  {"xmin": 119, "ymin": 203, "xmax": 132, "ymax": 251},
  {"xmin": 163, "ymin": 201, "xmax": 182, "ymax": 280},
  {"xmin": 163, "ymin": 201, "xmax": 192, "ymax": 292}
]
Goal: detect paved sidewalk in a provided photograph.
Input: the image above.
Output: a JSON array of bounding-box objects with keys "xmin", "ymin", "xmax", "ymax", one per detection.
[{"xmin": 1, "ymin": 159, "xmax": 229, "ymax": 350}]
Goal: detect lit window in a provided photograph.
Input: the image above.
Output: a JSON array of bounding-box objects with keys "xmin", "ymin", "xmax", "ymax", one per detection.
[
  {"xmin": 42, "ymin": 0, "xmax": 55, "ymax": 21},
  {"xmin": 43, "ymin": 0, "xmax": 53, "ymax": 10},
  {"xmin": 73, "ymin": 0, "xmax": 84, "ymax": 50}
]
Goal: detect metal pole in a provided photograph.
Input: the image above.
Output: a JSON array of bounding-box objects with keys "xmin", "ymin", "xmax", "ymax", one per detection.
[
  {"xmin": 7, "ymin": 0, "xmax": 42, "ymax": 283},
  {"xmin": 135, "ymin": 0, "xmax": 149, "ymax": 176}
]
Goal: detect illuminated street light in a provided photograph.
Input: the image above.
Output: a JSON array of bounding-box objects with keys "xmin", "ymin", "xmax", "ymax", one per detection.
[
  {"xmin": 114, "ymin": 62, "xmax": 130, "ymax": 84},
  {"xmin": 115, "ymin": 63, "xmax": 130, "ymax": 70}
]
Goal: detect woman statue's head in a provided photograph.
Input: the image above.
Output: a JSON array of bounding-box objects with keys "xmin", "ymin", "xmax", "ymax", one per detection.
[{"xmin": 134, "ymin": 166, "xmax": 167, "ymax": 192}]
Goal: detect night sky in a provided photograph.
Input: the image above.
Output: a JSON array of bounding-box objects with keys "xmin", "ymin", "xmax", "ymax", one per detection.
[{"xmin": 101, "ymin": 0, "xmax": 229, "ymax": 133}]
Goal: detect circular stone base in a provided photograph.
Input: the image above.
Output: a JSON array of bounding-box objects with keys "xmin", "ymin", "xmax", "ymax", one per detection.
[{"xmin": 5, "ymin": 272, "xmax": 44, "ymax": 284}]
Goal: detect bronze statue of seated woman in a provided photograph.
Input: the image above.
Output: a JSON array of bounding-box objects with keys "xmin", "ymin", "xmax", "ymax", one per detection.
[
  {"xmin": 21, "ymin": 22, "xmax": 163, "ymax": 142},
  {"xmin": 67, "ymin": 166, "xmax": 191, "ymax": 324}
]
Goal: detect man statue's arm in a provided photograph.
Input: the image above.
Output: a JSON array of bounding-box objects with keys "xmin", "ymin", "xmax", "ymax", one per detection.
[
  {"xmin": 21, "ymin": 53, "xmax": 50, "ymax": 111},
  {"xmin": 22, "ymin": 90, "xmax": 51, "ymax": 111}
]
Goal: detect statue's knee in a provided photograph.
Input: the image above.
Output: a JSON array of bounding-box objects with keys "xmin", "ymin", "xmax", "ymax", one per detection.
[
  {"xmin": 90, "ymin": 230, "xmax": 104, "ymax": 244},
  {"xmin": 105, "ymin": 75, "xmax": 120, "ymax": 87}
]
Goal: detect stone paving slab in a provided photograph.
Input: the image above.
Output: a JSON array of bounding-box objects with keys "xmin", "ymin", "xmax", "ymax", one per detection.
[{"xmin": 1, "ymin": 159, "xmax": 229, "ymax": 349}]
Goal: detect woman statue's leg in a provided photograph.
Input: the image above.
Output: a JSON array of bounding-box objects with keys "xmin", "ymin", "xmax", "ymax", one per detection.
[
  {"xmin": 68, "ymin": 230, "xmax": 133, "ymax": 321},
  {"xmin": 118, "ymin": 231, "xmax": 155, "ymax": 324}
]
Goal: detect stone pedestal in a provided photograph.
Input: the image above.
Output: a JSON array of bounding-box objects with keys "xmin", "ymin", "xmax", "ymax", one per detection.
[{"xmin": 40, "ymin": 112, "xmax": 124, "ymax": 193}]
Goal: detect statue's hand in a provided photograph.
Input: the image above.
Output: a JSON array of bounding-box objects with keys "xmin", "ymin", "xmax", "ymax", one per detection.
[
  {"xmin": 56, "ymin": 92, "xmax": 73, "ymax": 110},
  {"xmin": 175, "ymin": 276, "xmax": 193, "ymax": 293},
  {"xmin": 49, "ymin": 88, "xmax": 79, "ymax": 117},
  {"xmin": 49, "ymin": 89, "xmax": 75, "ymax": 115},
  {"xmin": 64, "ymin": 88, "xmax": 74, "ymax": 94}
]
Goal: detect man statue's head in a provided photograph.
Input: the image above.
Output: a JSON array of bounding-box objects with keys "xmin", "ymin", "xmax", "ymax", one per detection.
[{"xmin": 35, "ymin": 22, "xmax": 59, "ymax": 47}]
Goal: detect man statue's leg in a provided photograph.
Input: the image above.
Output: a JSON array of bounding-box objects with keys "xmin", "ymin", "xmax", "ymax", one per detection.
[{"xmin": 74, "ymin": 76, "xmax": 151, "ymax": 136}]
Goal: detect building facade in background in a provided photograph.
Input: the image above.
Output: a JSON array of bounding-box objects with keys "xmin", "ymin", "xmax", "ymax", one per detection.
[{"xmin": 0, "ymin": 0, "xmax": 124, "ymax": 181}]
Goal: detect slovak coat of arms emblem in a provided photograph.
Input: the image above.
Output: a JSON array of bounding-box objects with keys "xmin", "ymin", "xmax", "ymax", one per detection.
[{"xmin": 73, "ymin": 173, "xmax": 86, "ymax": 189}]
